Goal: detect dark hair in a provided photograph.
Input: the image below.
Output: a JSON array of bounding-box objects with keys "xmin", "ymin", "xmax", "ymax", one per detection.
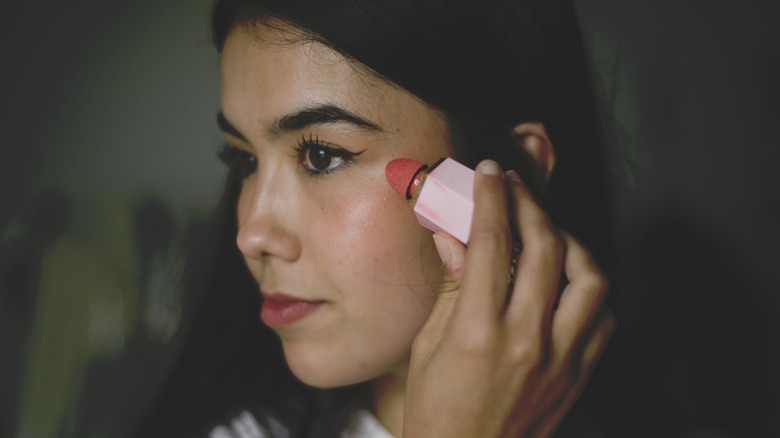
[
  {"xmin": 134, "ymin": 0, "xmax": 617, "ymax": 436},
  {"xmin": 212, "ymin": 0, "xmax": 615, "ymax": 273}
]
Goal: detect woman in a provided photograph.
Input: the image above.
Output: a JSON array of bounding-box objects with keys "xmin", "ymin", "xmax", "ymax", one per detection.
[{"xmin": 136, "ymin": 0, "xmax": 616, "ymax": 436}]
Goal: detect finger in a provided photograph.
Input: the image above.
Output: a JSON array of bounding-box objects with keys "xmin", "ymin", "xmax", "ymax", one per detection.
[
  {"xmin": 579, "ymin": 306, "xmax": 617, "ymax": 375},
  {"xmin": 551, "ymin": 232, "xmax": 609, "ymax": 351},
  {"xmin": 504, "ymin": 171, "xmax": 564, "ymax": 333},
  {"xmin": 412, "ymin": 232, "xmax": 467, "ymax": 357},
  {"xmin": 569, "ymin": 307, "xmax": 616, "ymax": 400},
  {"xmin": 433, "ymin": 231, "xmax": 467, "ymax": 283},
  {"xmin": 532, "ymin": 309, "xmax": 616, "ymax": 438},
  {"xmin": 452, "ymin": 160, "xmax": 512, "ymax": 327}
]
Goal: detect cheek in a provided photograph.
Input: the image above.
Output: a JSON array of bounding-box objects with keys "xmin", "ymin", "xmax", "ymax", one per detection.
[
  {"xmin": 324, "ymin": 185, "xmax": 441, "ymax": 354},
  {"xmin": 313, "ymin": 180, "xmax": 440, "ymax": 286}
]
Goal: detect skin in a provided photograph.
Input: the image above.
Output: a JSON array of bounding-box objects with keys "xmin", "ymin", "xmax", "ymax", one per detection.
[
  {"xmin": 404, "ymin": 167, "xmax": 616, "ymax": 437},
  {"xmin": 220, "ymin": 25, "xmax": 450, "ymax": 389},
  {"xmin": 221, "ymin": 23, "xmax": 615, "ymax": 438}
]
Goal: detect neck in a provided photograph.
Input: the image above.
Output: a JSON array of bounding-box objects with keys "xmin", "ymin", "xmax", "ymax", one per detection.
[{"xmin": 373, "ymin": 366, "xmax": 409, "ymax": 437}]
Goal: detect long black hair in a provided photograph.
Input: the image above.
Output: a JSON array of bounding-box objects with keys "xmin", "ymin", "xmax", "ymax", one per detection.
[{"xmin": 133, "ymin": 0, "xmax": 619, "ymax": 436}]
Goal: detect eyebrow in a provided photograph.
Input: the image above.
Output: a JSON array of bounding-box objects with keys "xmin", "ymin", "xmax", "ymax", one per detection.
[
  {"xmin": 275, "ymin": 104, "xmax": 382, "ymax": 134},
  {"xmin": 217, "ymin": 111, "xmax": 247, "ymax": 141},
  {"xmin": 217, "ymin": 104, "xmax": 382, "ymax": 141}
]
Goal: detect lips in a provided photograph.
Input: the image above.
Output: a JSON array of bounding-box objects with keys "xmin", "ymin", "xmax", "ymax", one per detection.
[{"xmin": 260, "ymin": 293, "xmax": 324, "ymax": 328}]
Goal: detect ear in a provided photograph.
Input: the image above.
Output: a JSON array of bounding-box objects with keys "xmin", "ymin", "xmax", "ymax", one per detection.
[{"xmin": 512, "ymin": 122, "xmax": 556, "ymax": 184}]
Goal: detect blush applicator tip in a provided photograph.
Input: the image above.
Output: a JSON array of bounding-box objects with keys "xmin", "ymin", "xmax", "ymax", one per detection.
[{"xmin": 385, "ymin": 158, "xmax": 428, "ymax": 199}]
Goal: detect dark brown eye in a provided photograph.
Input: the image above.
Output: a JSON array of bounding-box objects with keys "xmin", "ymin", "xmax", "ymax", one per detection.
[
  {"xmin": 308, "ymin": 145, "xmax": 333, "ymax": 171},
  {"xmin": 295, "ymin": 136, "xmax": 357, "ymax": 175}
]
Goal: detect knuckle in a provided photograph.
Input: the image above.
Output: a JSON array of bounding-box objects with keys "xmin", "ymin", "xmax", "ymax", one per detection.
[
  {"xmin": 580, "ymin": 270, "xmax": 609, "ymax": 297},
  {"xmin": 507, "ymin": 332, "xmax": 545, "ymax": 367},
  {"xmin": 448, "ymin": 323, "xmax": 499, "ymax": 356}
]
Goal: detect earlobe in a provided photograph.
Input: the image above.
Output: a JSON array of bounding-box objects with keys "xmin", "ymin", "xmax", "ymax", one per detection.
[{"xmin": 512, "ymin": 122, "xmax": 556, "ymax": 183}]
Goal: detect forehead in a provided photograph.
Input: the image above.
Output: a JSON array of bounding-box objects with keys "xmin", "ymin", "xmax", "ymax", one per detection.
[
  {"xmin": 221, "ymin": 26, "xmax": 381, "ymax": 121},
  {"xmin": 219, "ymin": 24, "xmax": 445, "ymax": 138},
  {"xmin": 222, "ymin": 23, "xmax": 364, "ymax": 85}
]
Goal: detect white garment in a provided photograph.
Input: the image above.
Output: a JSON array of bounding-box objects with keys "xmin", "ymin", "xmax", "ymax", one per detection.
[
  {"xmin": 341, "ymin": 410, "xmax": 395, "ymax": 438},
  {"xmin": 208, "ymin": 409, "xmax": 394, "ymax": 438},
  {"xmin": 209, "ymin": 411, "xmax": 270, "ymax": 438}
]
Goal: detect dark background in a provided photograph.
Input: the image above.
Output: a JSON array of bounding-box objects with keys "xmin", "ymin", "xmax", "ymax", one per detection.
[{"xmin": 1, "ymin": 0, "xmax": 778, "ymax": 437}]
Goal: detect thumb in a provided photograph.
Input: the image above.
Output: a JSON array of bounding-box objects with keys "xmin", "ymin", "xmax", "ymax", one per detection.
[
  {"xmin": 433, "ymin": 232, "xmax": 466, "ymax": 288},
  {"xmin": 412, "ymin": 232, "xmax": 466, "ymax": 357}
]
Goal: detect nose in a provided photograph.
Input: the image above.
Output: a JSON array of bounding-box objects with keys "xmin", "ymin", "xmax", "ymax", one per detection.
[{"xmin": 236, "ymin": 173, "xmax": 302, "ymax": 263}]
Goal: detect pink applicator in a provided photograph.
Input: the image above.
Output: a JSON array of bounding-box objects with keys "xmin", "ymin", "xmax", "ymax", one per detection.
[{"xmin": 385, "ymin": 157, "xmax": 474, "ymax": 244}]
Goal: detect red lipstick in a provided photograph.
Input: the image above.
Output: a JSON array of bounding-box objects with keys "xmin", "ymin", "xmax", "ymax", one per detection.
[
  {"xmin": 261, "ymin": 294, "xmax": 324, "ymax": 328},
  {"xmin": 385, "ymin": 157, "xmax": 474, "ymax": 244}
]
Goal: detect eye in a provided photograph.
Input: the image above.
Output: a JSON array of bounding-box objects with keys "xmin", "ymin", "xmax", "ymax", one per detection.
[
  {"xmin": 218, "ymin": 144, "xmax": 257, "ymax": 179},
  {"xmin": 294, "ymin": 135, "xmax": 361, "ymax": 175}
]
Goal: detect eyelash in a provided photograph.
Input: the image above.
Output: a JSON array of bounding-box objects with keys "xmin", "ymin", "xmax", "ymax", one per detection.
[
  {"xmin": 218, "ymin": 143, "xmax": 257, "ymax": 179},
  {"xmin": 292, "ymin": 134, "xmax": 361, "ymax": 176},
  {"xmin": 217, "ymin": 135, "xmax": 362, "ymax": 179}
]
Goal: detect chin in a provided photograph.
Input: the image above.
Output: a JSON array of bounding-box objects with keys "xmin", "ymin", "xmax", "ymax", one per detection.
[
  {"xmin": 288, "ymin": 364, "xmax": 370, "ymax": 389},
  {"xmin": 286, "ymin": 357, "xmax": 379, "ymax": 389},
  {"xmin": 282, "ymin": 345, "xmax": 384, "ymax": 389}
]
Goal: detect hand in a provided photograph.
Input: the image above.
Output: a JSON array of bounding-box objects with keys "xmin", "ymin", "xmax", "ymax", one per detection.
[{"xmin": 403, "ymin": 160, "xmax": 616, "ymax": 438}]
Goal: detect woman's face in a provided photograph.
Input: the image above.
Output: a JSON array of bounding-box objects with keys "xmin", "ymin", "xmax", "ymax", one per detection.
[{"xmin": 220, "ymin": 25, "xmax": 452, "ymax": 388}]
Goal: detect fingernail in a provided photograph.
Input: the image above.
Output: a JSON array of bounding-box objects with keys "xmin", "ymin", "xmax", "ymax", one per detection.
[
  {"xmin": 506, "ymin": 170, "xmax": 522, "ymax": 182},
  {"xmin": 432, "ymin": 234, "xmax": 451, "ymax": 266},
  {"xmin": 479, "ymin": 160, "xmax": 501, "ymax": 177}
]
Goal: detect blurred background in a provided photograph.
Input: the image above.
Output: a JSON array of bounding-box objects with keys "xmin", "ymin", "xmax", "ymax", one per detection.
[{"xmin": 1, "ymin": 0, "xmax": 778, "ymax": 437}]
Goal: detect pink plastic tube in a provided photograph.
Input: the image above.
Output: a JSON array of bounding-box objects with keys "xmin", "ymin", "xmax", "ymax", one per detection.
[{"xmin": 385, "ymin": 157, "xmax": 474, "ymax": 245}]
